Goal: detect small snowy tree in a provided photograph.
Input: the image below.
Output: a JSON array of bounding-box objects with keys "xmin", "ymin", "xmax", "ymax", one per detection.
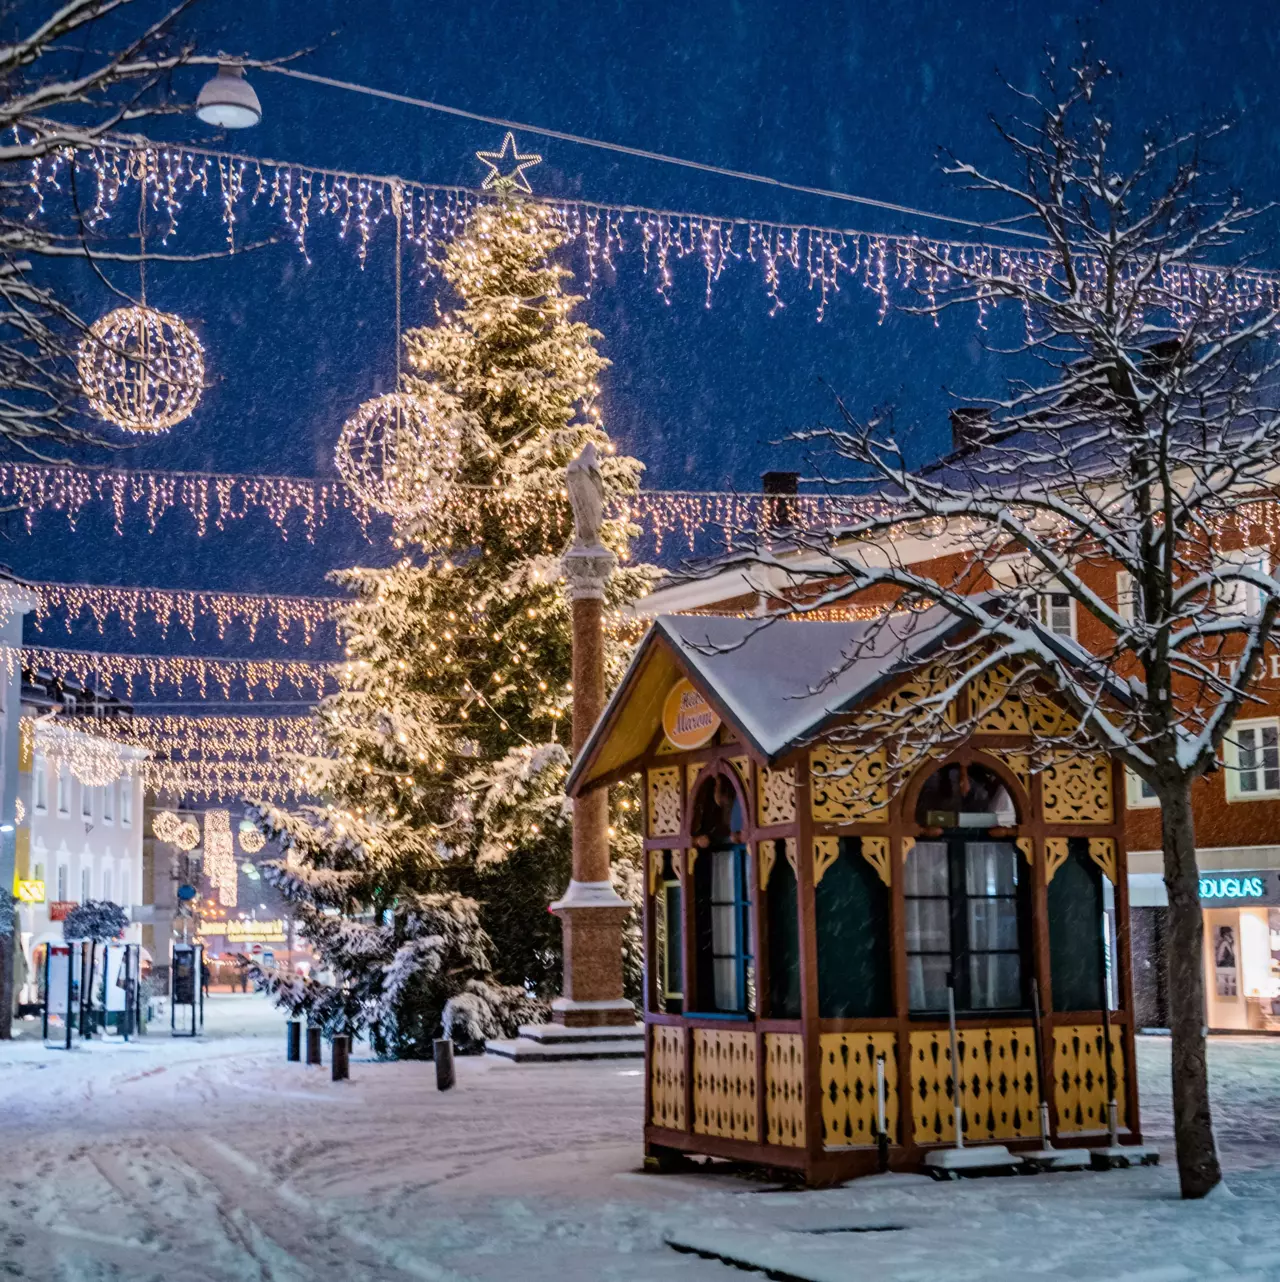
[
  {"xmin": 256, "ymin": 199, "xmax": 652, "ymax": 1052},
  {"xmin": 715, "ymin": 55, "xmax": 1280, "ymax": 1198},
  {"xmin": 62, "ymin": 900, "xmax": 128, "ymax": 943}
]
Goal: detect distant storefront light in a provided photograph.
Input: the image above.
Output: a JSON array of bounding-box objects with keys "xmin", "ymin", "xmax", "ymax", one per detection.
[{"xmin": 1200, "ymin": 874, "xmax": 1267, "ymax": 902}]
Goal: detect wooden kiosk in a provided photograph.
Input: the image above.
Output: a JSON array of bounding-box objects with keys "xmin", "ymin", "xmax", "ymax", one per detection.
[{"xmin": 565, "ymin": 611, "xmax": 1144, "ymax": 1184}]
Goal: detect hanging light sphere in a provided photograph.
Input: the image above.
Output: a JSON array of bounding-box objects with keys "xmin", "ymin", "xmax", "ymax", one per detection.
[
  {"xmin": 77, "ymin": 305, "xmax": 205, "ymax": 434},
  {"xmin": 153, "ymin": 809, "xmax": 182, "ymax": 843},
  {"xmin": 238, "ymin": 820, "xmax": 266, "ymax": 854},
  {"xmin": 334, "ymin": 391, "xmax": 462, "ymax": 519},
  {"xmin": 174, "ymin": 819, "xmax": 202, "ymax": 852}
]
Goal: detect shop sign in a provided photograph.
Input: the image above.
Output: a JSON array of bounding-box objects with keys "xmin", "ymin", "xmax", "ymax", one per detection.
[
  {"xmin": 15, "ymin": 879, "xmax": 45, "ymax": 904},
  {"xmin": 48, "ymin": 900, "xmax": 76, "ymax": 921},
  {"xmin": 1198, "ymin": 873, "xmax": 1276, "ymax": 905},
  {"xmin": 662, "ymin": 678, "xmax": 721, "ymax": 750},
  {"xmin": 199, "ymin": 918, "xmax": 287, "ymax": 944}
]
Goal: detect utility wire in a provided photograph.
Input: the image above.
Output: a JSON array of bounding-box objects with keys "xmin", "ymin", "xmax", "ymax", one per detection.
[{"xmin": 261, "ymin": 65, "xmax": 1047, "ymax": 243}]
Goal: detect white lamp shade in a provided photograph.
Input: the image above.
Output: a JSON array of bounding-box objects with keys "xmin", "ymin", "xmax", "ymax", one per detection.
[{"xmin": 196, "ymin": 65, "xmax": 262, "ymax": 129}]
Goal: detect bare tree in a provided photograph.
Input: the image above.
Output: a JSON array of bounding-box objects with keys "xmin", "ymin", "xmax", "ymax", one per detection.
[
  {"xmin": 702, "ymin": 54, "xmax": 1280, "ymax": 1197},
  {"xmin": 0, "ymin": 1, "xmax": 272, "ymax": 454}
]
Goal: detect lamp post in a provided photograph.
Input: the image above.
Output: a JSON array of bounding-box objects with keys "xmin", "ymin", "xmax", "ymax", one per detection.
[{"xmin": 551, "ymin": 445, "xmax": 635, "ymax": 1028}]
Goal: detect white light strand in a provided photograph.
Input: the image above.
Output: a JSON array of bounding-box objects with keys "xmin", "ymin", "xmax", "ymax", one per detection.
[
  {"xmin": 204, "ymin": 809, "xmax": 237, "ymax": 906},
  {"xmin": 27, "ymin": 135, "xmax": 1280, "ymax": 322},
  {"xmin": 27, "ymin": 580, "xmax": 339, "ymax": 644}
]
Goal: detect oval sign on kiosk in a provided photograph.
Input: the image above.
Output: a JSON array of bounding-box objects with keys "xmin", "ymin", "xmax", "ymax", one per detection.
[{"xmin": 662, "ymin": 678, "xmax": 721, "ymax": 750}]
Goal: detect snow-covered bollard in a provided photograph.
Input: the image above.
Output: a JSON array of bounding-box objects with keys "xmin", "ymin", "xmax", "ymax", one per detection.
[
  {"xmin": 306, "ymin": 1025, "xmax": 322, "ymax": 1066},
  {"xmin": 287, "ymin": 1020, "xmax": 301, "ymax": 1062},
  {"xmin": 434, "ymin": 1038, "xmax": 455, "ymax": 1091},
  {"xmin": 332, "ymin": 1034, "xmax": 350, "ymax": 1081}
]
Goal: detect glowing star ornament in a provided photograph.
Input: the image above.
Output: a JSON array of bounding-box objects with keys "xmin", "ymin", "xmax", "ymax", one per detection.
[
  {"xmin": 334, "ymin": 392, "xmax": 462, "ymax": 520},
  {"xmin": 475, "ymin": 132, "xmax": 542, "ymax": 194},
  {"xmin": 77, "ymin": 305, "xmax": 205, "ymax": 433}
]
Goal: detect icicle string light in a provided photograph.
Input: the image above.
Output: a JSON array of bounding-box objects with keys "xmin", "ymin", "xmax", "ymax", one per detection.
[
  {"xmin": 86, "ymin": 713, "xmax": 325, "ymax": 761},
  {"xmin": 26, "ymin": 580, "xmax": 339, "ymax": 644},
  {"xmin": 25, "ymin": 133, "xmax": 1280, "ymax": 322},
  {"xmin": 16, "ymin": 644, "xmax": 333, "ymax": 700}
]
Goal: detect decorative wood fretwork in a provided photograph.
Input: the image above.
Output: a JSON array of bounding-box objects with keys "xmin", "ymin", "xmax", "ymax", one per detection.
[
  {"xmin": 686, "ymin": 762, "xmax": 705, "ymax": 799},
  {"xmin": 814, "ymin": 836, "xmax": 840, "ymax": 886},
  {"xmin": 764, "ymin": 1033, "xmax": 805, "ymax": 1148},
  {"xmin": 873, "ymin": 662, "xmax": 954, "ymax": 724},
  {"xmin": 996, "ymin": 751, "xmax": 1032, "ymax": 796},
  {"xmin": 647, "ymin": 766, "xmax": 682, "ymax": 837},
  {"xmin": 908, "ymin": 1026, "xmax": 1041, "ymax": 1144},
  {"xmin": 728, "ymin": 756, "xmax": 750, "ymax": 791},
  {"xmin": 1045, "ymin": 838, "xmax": 1070, "ymax": 883},
  {"xmin": 655, "ymin": 737, "xmax": 677, "ymax": 755},
  {"xmin": 650, "ymin": 1025, "xmax": 687, "ymax": 1131},
  {"xmin": 861, "ymin": 835, "xmax": 891, "ymax": 887},
  {"xmin": 1054, "ymin": 1024, "xmax": 1127, "ymax": 1134},
  {"xmin": 810, "ymin": 745, "xmax": 888, "ymax": 823},
  {"xmin": 901, "ymin": 836, "xmax": 916, "ymax": 865},
  {"xmin": 1015, "ymin": 837, "xmax": 1034, "ymax": 867},
  {"xmin": 1088, "ymin": 837, "xmax": 1118, "ymax": 885},
  {"xmin": 759, "ymin": 841, "xmax": 776, "ymax": 891},
  {"xmin": 647, "ymin": 849, "xmax": 662, "ymax": 896},
  {"xmin": 819, "ymin": 1032, "xmax": 898, "ymax": 1149},
  {"xmin": 1041, "ymin": 753, "xmax": 1113, "ymax": 825},
  {"xmin": 756, "ymin": 765, "xmax": 797, "ymax": 828},
  {"xmin": 687, "ymin": 846, "xmax": 698, "ymax": 875},
  {"xmin": 784, "ymin": 837, "xmax": 797, "ymax": 874},
  {"xmin": 692, "ymin": 1029, "xmax": 758, "ymax": 1141}
]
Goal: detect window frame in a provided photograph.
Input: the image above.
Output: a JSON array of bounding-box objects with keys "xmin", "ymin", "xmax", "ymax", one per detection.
[
  {"xmin": 1215, "ymin": 546, "xmax": 1270, "ymax": 618},
  {"xmin": 1125, "ymin": 769, "xmax": 1160, "ymax": 809},
  {"xmin": 56, "ymin": 766, "xmax": 70, "ymax": 816},
  {"xmin": 33, "ymin": 754, "xmax": 48, "ymax": 813},
  {"xmin": 1116, "ymin": 570, "xmax": 1138, "ymax": 626},
  {"xmin": 81, "ymin": 782, "xmax": 94, "ymax": 821},
  {"xmin": 1037, "ymin": 589, "xmax": 1077, "ymax": 640},
  {"xmin": 1225, "ymin": 717, "xmax": 1280, "ymax": 801}
]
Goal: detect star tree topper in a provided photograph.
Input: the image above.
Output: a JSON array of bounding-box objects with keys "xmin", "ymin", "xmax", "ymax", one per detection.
[{"xmin": 475, "ymin": 131, "xmax": 542, "ymax": 194}]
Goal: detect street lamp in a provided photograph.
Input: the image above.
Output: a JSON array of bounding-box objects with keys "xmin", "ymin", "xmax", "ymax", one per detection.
[{"xmin": 195, "ymin": 65, "xmax": 262, "ymax": 129}]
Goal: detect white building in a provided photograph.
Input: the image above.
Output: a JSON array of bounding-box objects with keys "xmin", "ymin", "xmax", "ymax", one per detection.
[{"xmin": 15, "ymin": 720, "xmax": 147, "ymax": 1004}]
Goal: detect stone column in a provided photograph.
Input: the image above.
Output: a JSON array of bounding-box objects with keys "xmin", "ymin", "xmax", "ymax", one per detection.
[{"xmin": 550, "ymin": 541, "xmax": 635, "ymax": 1028}]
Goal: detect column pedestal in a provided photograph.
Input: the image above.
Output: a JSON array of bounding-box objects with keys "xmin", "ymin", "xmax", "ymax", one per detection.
[{"xmin": 550, "ymin": 879, "xmax": 633, "ymax": 1027}]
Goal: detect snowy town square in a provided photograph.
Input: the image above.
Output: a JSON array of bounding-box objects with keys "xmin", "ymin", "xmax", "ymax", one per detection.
[{"xmin": 9, "ymin": 2, "xmax": 1280, "ymax": 1279}]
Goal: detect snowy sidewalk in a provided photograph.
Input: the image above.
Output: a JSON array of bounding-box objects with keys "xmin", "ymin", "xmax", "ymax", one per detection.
[{"xmin": 3, "ymin": 1003, "xmax": 1280, "ymax": 1281}]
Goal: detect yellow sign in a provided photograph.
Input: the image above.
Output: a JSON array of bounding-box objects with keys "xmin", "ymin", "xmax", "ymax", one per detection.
[
  {"xmin": 199, "ymin": 918, "xmax": 287, "ymax": 944},
  {"xmin": 15, "ymin": 879, "xmax": 45, "ymax": 904},
  {"xmin": 662, "ymin": 678, "xmax": 721, "ymax": 750}
]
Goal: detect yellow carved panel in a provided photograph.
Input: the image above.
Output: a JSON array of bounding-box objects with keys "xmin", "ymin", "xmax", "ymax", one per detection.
[
  {"xmin": 687, "ymin": 762, "xmax": 705, "ymax": 799},
  {"xmin": 764, "ymin": 1033, "xmax": 805, "ymax": 1148},
  {"xmin": 1045, "ymin": 837, "xmax": 1070, "ymax": 883},
  {"xmin": 872, "ymin": 663, "xmax": 954, "ymax": 724},
  {"xmin": 997, "ymin": 751, "xmax": 1032, "ymax": 796},
  {"xmin": 647, "ymin": 766, "xmax": 683, "ymax": 837},
  {"xmin": 908, "ymin": 1026, "xmax": 1040, "ymax": 1145},
  {"xmin": 1088, "ymin": 837, "xmax": 1118, "ymax": 885},
  {"xmin": 1015, "ymin": 837, "xmax": 1034, "ymax": 867},
  {"xmin": 861, "ymin": 835, "xmax": 891, "ymax": 887},
  {"xmin": 650, "ymin": 1025, "xmax": 687, "ymax": 1131},
  {"xmin": 759, "ymin": 841, "xmax": 777, "ymax": 891},
  {"xmin": 1041, "ymin": 754, "xmax": 1113, "ymax": 825},
  {"xmin": 784, "ymin": 837, "xmax": 797, "ymax": 875},
  {"xmin": 810, "ymin": 745, "xmax": 888, "ymax": 823},
  {"xmin": 692, "ymin": 1029, "xmax": 758, "ymax": 1142},
  {"xmin": 757, "ymin": 765, "xmax": 797, "ymax": 828},
  {"xmin": 820, "ymin": 1031, "xmax": 898, "ymax": 1149},
  {"xmin": 971, "ymin": 666, "xmax": 1032, "ymax": 734},
  {"xmin": 1054, "ymin": 1024, "xmax": 1127, "ymax": 1134},
  {"xmin": 814, "ymin": 836, "xmax": 840, "ymax": 886}
]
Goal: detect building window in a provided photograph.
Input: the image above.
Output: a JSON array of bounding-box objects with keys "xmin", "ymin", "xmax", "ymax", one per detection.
[
  {"xmin": 119, "ymin": 782, "xmax": 132, "ymax": 827},
  {"xmin": 33, "ymin": 755, "xmax": 47, "ymax": 813},
  {"xmin": 32, "ymin": 861, "xmax": 44, "ymax": 884},
  {"xmin": 80, "ymin": 865, "xmax": 91, "ymax": 903},
  {"xmin": 81, "ymin": 783, "xmax": 94, "ymax": 821},
  {"xmin": 102, "ymin": 867, "xmax": 112, "ymax": 903},
  {"xmin": 103, "ymin": 782, "xmax": 114, "ymax": 824},
  {"xmin": 56, "ymin": 767, "xmax": 70, "ymax": 816},
  {"xmin": 1125, "ymin": 770, "xmax": 1160, "ymax": 809},
  {"xmin": 652, "ymin": 850, "xmax": 683, "ymax": 1013},
  {"xmin": 906, "ymin": 764, "xmax": 1028, "ymax": 1014},
  {"xmin": 120, "ymin": 868, "xmax": 131, "ymax": 909},
  {"xmin": 56, "ymin": 864, "xmax": 68, "ymax": 900},
  {"xmin": 1216, "ymin": 547, "xmax": 1270, "ymax": 617},
  {"xmin": 1227, "ymin": 719, "xmax": 1280, "ymax": 800},
  {"xmin": 1038, "ymin": 591, "xmax": 1076, "ymax": 639}
]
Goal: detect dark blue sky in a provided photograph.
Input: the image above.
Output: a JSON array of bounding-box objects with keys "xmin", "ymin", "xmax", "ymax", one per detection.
[{"xmin": 11, "ymin": 0, "xmax": 1280, "ymax": 690}]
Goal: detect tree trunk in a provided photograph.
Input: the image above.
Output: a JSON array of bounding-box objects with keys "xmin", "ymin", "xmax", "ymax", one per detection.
[{"xmin": 1160, "ymin": 779, "xmax": 1221, "ymax": 1198}]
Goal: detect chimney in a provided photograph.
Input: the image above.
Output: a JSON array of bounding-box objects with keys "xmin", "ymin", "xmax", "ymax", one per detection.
[
  {"xmin": 761, "ymin": 471, "xmax": 799, "ymax": 531},
  {"xmin": 949, "ymin": 407, "xmax": 990, "ymax": 454}
]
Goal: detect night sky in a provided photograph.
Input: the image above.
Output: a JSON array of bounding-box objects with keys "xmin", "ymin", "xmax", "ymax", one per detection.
[{"xmin": 12, "ymin": 0, "xmax": 1280, "ymax": 697}]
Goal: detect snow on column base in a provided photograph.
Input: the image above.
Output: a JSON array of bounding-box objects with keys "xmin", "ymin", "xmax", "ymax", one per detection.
[
  {"xmin": 923, "ymin": 1145, "xmax": 1019, "ymax": 1178},
  {"xmin": 1089, "ymin": 1144, "xmax": 1160, "ymax": 1170},
  {"xmin": 550, "ymin": 879, "xmax": 629, "ymax": 910},
  {"xmin": 1018, "ymin": 1147, "xmax": 1091, "ymax": 1171}
]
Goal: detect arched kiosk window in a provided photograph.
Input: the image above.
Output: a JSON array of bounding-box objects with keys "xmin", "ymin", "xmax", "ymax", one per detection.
[
  {"xmin": 691, "ymin": 773, "xmax": 753, "ymax": 1015},
  {"xmin": 905, "ymin": 762, "xmax": 1028, "ymax": 1014}
]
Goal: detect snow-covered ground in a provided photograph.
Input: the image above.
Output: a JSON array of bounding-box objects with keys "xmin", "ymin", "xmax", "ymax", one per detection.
[{"xmin": 2, "ymin": 996, "xmax": 1279, "ymax": 1281}]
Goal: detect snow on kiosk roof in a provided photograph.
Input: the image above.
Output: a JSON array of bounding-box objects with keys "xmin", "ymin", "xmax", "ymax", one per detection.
[{"xmin": 567, "ymin": 607, "xmax": 965, "ymax": 795}]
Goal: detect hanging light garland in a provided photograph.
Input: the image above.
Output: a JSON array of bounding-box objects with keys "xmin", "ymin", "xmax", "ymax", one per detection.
[
  {"xmin": 89, "ymin": 713, "xmax": 324, "ymax": 761},
  {"xmin": 16, "ymin": 644, "xmax": 332, "ymax": 699},
  {"xmin": 76, "ymin": 157, "xmax": 205, "ymax": 433},
  {"xmin": 33, "ymin": 720, "xmax": 142, "ymax": 787},
  {"xmin": 27, "ymin": 581, "xmax": 339, "ymax": 644},
  {"xmin": 26, "ymin": 133, "xmax": 1280, "ymax": 323}
]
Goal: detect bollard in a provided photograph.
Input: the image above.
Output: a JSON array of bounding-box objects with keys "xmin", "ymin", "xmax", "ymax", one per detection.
[
  {"xmin": 306, "ymin": 1024, "xmax": 322, "ymax": 1066},
  {"xmin": 332, "ymin": 1034, "xmax": 350, "ymax": 1082},
  {"xmin": 434, "ymin": 1037, "xmax": 455, "ymax": 1091},
  {"xmin": 287, "ymin": 1020, "xmax": 301, "ymax": 1062}
]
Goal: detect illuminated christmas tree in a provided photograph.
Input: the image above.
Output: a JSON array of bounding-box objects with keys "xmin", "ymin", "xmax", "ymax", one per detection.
[{"xmin": 255, "ymin": 200, "xmax": 650, "ymax": 1057}]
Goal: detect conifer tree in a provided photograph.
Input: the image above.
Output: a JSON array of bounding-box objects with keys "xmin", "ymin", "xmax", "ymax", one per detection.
[{"xmin": 255, "ymin": 201, "xmax": 649, "ymax": 1056}]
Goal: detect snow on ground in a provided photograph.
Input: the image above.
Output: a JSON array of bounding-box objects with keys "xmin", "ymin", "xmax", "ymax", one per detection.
[{"xmin": 2, "ymin": 997, "xmax": 1280, "ymax": 1281}]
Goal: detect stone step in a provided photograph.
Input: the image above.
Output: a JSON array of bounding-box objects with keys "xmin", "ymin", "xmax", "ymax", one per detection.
[
  {"xmin": 484, "ymin": 1034, "xmax": 644, "ymax": 1063},
  {"xmin": 514, "ymin": 1022, "xmax": 644, "ymax": 1045}
]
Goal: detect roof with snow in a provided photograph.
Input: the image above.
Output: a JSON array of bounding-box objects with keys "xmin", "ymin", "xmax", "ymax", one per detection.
[{"xmin": 566, "ymin": 607, "xmax": 969, "ymax": 794}]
